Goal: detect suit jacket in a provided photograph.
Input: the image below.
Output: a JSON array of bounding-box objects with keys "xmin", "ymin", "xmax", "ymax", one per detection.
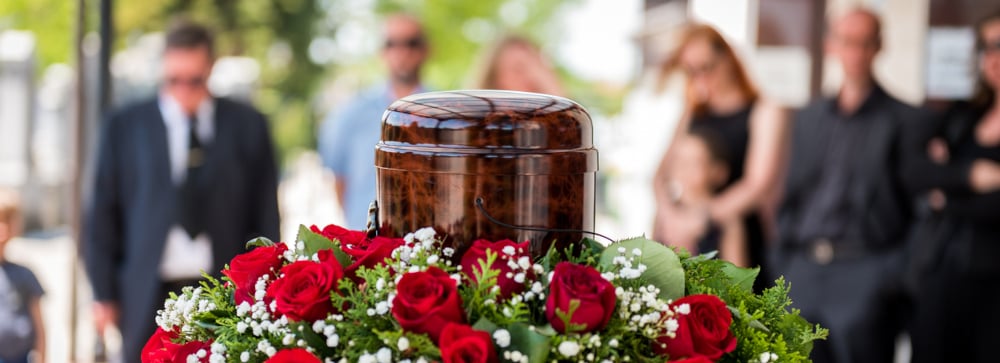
[
  {"xmin": 83, "ymin": 97, "xmax": 279, "ymax": 354},
  {"xmin": 778, "ymin": 85, "xmax": 918, "ymax": 250}
]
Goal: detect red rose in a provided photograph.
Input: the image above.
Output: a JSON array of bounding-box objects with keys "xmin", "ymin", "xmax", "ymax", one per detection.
[
  {"xmin": 265, "ymin": 348, "xmax": 322, "ymax": 363},
  {"xmin": 392, "ymin": 266, "xmax": 466, "ymax": 342},
  {"xmin": 312, "ymin": 224, "xmax": 404, "ymax": 281},
  {"xmin": 141, "ymin": 327, "xmax": 212, "ymax": 363},
  {"xmin": 311, "ymin": 224, "xmax": 366, "ymax": 255},
  {"xmin": 545, "ymin": 262, "xmax": 617, "ymax": 334},
  {"xmin": 345, "ymin": 236, "xmax": 404, "ymax": 281},
  {"xmin": 266, "ymin": 249, "xmax": 345, "ymax": 321},
  {"xmin": 655, "ymin": 294, "xmax": 736, "ymax": 360},
  {"xmin": 460, "ymin": 239, "xmax": 531, "ymax": 300},
  {"xmin": 141, "ymin": 328, "xmax": 177, "ymax": 362},
  {"xmin": 223, "ymin": 244, "xmax": 287, "ymax": 305},
  {"xmin": 439, "ymin": 323, "xmax": 499, "ymax": 363}
]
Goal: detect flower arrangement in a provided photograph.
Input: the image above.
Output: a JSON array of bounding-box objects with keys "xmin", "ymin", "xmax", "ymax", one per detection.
[{"xmin": 143, "ymin": 224, "xmax": 826, "ymax": 363}]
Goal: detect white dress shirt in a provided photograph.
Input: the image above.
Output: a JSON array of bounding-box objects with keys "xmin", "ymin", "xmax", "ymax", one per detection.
[{"xmin": 158, "ymin": 93, "xmax": 215, "ymax": 281}]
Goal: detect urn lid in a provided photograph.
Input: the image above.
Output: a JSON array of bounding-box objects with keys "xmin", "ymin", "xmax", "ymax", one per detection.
[{"xmin": 381, "ymin": 90, "xmax": 594, "ymax": 150}]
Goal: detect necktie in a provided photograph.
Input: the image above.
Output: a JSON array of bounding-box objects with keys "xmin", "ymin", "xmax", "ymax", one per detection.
[{"xmin": 177, "ymin": 116, "xmax": 206, "ymax": 239}]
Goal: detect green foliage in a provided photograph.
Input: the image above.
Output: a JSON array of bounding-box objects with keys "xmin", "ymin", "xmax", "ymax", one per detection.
[
  {"xmin": 0, "ymin": 0, "xmax": 77, "ymax": 74},
  {"xmin": 245, "ymin": 236, "xmax": 276, "ymax": 249},
  {"xmin": 681, "ymin": 252, "xmax": 829, "ymax": 363}
]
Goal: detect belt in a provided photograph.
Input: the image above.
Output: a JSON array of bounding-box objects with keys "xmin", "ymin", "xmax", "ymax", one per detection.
[{"xmin": 788, "ymin": 238, "xmax": 873, "ymax": 265}]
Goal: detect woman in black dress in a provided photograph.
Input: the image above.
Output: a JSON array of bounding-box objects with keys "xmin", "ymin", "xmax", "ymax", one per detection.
[
  {"xmin": 904, "ymin": 10, "xmax": 1000, "ymax": 363},
  {"xmin": 652, "ymin": 24, "xmax": 790, "ymax": 284}
]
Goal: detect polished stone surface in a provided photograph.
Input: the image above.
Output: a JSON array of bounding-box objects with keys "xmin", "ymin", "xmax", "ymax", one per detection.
[{"xmin": 376, "ymin": 90, "xmax": 598, "ymax": 258}]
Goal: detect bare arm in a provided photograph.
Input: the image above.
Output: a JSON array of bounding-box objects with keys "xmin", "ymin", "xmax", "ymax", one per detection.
[
  {"xmin": 718, "ymin": 217, "xmax": 748, "ymax": 267},
  {"xmin": 334, "ymin": 177, "xmax": 347, "ymax": 215},
  {"xmin": 30, "ymin": 298, "xmax": 45, "ymax": 363},
  {"xmin": 709, "ymin": 101, "xmax": 791, "ymax": 223}
]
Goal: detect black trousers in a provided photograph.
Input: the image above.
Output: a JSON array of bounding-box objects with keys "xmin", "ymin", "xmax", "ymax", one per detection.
[
  {"xmin": 771, "ymin": 247, "xmax": 909, "ymax": 363},
  {"xmin": 910, "ymin": 232, "xmax": 1000, "ymax": 363}
]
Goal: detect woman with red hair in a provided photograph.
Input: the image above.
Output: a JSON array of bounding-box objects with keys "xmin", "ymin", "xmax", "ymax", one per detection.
[{"xmin": 652, "ymin": 24, "xmax": 790, "ymax": 286}]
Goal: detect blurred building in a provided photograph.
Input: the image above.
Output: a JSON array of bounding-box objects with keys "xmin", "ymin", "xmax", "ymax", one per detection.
[{"xmin": 641, "ymin": 0, "xmax": 991, "ymax": 108}]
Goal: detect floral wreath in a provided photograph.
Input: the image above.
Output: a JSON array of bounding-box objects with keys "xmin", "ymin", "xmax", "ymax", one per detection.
[{"xmin": 143, "ymin": 224, "xmax": 826, "ymax": 363}]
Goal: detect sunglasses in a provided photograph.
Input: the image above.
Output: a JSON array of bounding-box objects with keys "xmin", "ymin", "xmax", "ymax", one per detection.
[
  {"xmin": 982, "ymin": 39, "xmax": 1000, "ymax": 55},
  {"xmin": 166, "ymin": 76, "xmax": 207, "ymax": 88},
  {"xmin": 384, "ymin": 37, "xmax": 425, "ymax": 50}
]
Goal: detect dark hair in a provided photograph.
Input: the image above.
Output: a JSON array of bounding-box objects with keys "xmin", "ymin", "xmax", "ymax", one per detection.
[
  {"xmin": 165, "ymin": 19, "xmax": 215, "ymax": 58},
  {"xmin": 972, "ymin": 9, "xmax": 1000, "ymax": 107}
]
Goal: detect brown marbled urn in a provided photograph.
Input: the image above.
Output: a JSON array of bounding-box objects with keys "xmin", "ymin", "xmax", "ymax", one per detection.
[{"xmin": 375, "ymin": 90, "xmax": 598, "ymax": 259}]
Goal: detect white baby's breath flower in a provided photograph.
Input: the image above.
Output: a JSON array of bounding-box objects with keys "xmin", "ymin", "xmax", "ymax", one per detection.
[
  {"xmin": 398, "ymin": 336, "xmax": 410, "ymax": 351},
  {"xmin": 665, "ymin": 318, "xmax": 679, "ymax": 333},
  {"xmin": 358, "ymin": 353, "xmax": 376, "ymax": 363},
  {"xmin": 517, "ymin": 256, "xmax": 531, "ymax": 270},
  {"xmin": 442, "ymin": 247, "xmax": 455, "ymax": 257},
  {"xmin": 493, "ymin": 329, "xmax": 511, "ymax": 348},
  {"xmin": 513, "ymin": 273, "xmax": 526, "ymax": 283},
  {"xmin": 676, "ymin": 303, "xmax": 691, "ymax": 315},
  {"xmin": 502, "ymin": 245, "xmax": 516, "ymax": 256},
  {"xmin": 240, "ymin": 351, "xmax": 250, "ymax": 362},
  {"xmin": 557, "ymin": 341, "xmax": 581, "ymax": 357},
  {"xmin": 375, "ymin": 301, "xmax": 390, "ymax": 315},
  {"xmin": 426, "ymin": 255, "xmax": 440, "ymax": 265},
  {"xmin": 327, "ymin": 334, "xmax": 340, "ymax": 347},
  {"xmin": 376, "ymin": 347, "xmax": 393, "ymax": 363},
  {"xmin": 312, "ymin": 320, "xmax": 326, "ymax": 333},
  {"xmin": 414, "ymin": 227, "xmax": 436, "ymax": 242},
  {"xmin": 532, "ymin": 282, "xmax": 544, "ymax": 293}
]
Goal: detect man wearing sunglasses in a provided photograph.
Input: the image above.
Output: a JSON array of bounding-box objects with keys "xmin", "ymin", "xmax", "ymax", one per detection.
[
  {"xmin": 84, "ymin": 20, "xmax": 280, "ymax": 362},
  {"xmin": 318, "ymin": 13, "xmax": 429, "ymax": 229}
]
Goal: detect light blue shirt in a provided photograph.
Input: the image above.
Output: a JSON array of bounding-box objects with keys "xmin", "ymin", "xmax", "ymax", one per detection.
[{"xmin": 318, "ymin": 83, "xmax": 425, "ymax": 229}]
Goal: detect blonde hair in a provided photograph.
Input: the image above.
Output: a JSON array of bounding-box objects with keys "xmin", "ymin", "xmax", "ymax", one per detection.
[
  {"xmin": 657, "ymin": 23, "xmax": 759, "ymax": 117},
  {"xmin": 0, "ymin": 187, "xmax": 20, "ymax": 224}
]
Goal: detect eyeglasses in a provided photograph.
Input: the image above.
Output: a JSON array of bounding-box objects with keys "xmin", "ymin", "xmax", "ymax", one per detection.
[
  {"xmin": 682, "ymin": 59, "xmax": 719, "ymax": 78},
  {"xmin": 384, "ymin": 37, "xmax": 425, "ymax": 50},
  {"xmin": 166, "ymin": 76, "xmax": 207, "ymax": 88},
  {"xmin": 982, "ymin": 39, "xmax": 1000, "ymax": 55}
]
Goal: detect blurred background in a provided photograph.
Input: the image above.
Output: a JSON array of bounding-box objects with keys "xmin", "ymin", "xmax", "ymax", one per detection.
[{"xmin": 0, "ymin": 0, "xmax": 991, "ymax": 361}]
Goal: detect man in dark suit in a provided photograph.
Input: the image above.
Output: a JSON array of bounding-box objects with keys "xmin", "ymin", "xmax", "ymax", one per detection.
[
  {"xmin": 771, "ymin": 8, "xmax": 917, "ymax": 363},
  {"xmin": 84, "ymin": 20, "xmax": 279, "ymax": 362}
]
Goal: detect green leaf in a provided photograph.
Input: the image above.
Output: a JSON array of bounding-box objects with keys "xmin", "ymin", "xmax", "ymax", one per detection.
[
  {"xmin": 599, "ymin": 237, "xmax": 685, "ymax": 300},
  {"xmin": 720, "ymin": 263, "xmax": 759, "ymax": 292},
  {"xmin": 473, "ymin": 317, "xmax": 500, "ymax": 333},
  {"xmin": 245, "ymin": 236, "xmax": 275, "ymax": 249},
  {"xmin": 686, "ymin": 250, "xmax": 718, "ymax": 263},
  {"xmin": 507, "ymin": 323, "xmax": 551, "ymax": 362},
  {"xmin": 583, "ymin": 237, "xmax": 606, "ymax": 256},
  {"xmin": 296, "ymin": 225, "xmax": 352, "ymax": 267}
]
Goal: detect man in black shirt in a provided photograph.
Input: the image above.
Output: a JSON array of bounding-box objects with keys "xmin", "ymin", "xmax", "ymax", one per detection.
[{"xmin": 772, "ymin": 8, "xmax": 918, "ymax": 363}]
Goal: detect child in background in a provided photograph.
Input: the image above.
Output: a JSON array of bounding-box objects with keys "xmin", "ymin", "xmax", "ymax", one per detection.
[
  {"xmin": 0, "ymin": 189, "xmax": 45, "ymax": 363},
  {"xmin": 658, "ymin": 128, "xmax": 748, "ymax": 267}
]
